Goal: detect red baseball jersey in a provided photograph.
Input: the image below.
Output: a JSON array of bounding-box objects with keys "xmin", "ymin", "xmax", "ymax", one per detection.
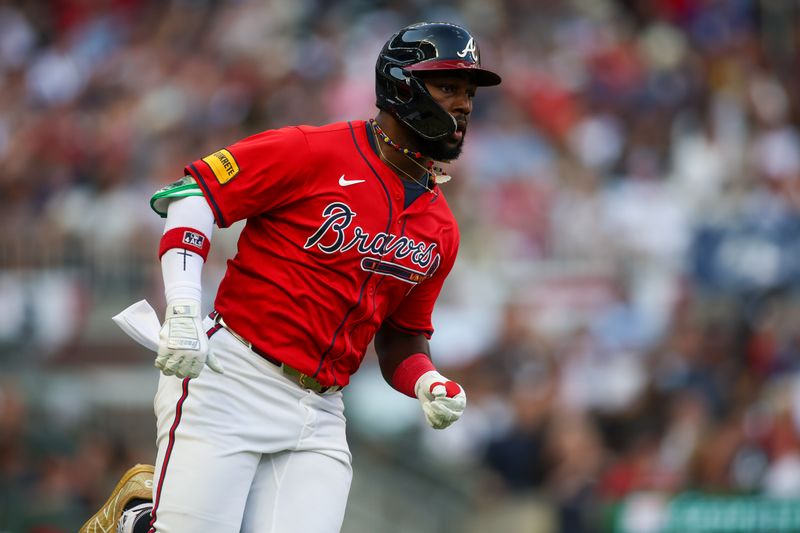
[{"xmin": 184, "ymin": 121, "xmax": 460, "ymax": 388}]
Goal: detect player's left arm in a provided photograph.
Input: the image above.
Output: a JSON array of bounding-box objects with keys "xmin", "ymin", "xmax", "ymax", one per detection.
[
  {"xmin": 149, "ymin": 184, "xmax": 225, "ymax": 379},
  {"xmin": 374, "ymin": 323, "xmax": 466, "ymax": 430}
]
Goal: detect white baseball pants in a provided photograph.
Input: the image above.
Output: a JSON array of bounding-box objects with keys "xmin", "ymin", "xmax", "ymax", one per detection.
[{"xmin": 149, "ymin": 317, "xmax": 352, "ymax": 533}]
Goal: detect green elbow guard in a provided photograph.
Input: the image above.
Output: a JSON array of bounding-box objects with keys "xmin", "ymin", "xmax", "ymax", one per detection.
[{"xmin": 150, "ymin": 176, "xmax": 204, "ymax": 217}]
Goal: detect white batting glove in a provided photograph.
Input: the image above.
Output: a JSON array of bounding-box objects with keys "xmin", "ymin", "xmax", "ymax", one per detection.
[
  {"xmin": 414, "ymin": 370, "xmax": 466, "ymax": 430},
  {"xmin": 155, "ymin": 299, "xmax": 224, "ymax": 379}
]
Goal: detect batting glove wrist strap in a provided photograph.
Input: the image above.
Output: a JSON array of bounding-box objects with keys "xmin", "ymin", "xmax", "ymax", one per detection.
[
  {"xmin": 414, "ymin": 370, "xmax": 467, "ymax": 430},
  {"xmin": 164, "ymin": 300, "xmax": 201, "ymax": 349},
  {"xmin": 156, "ymin": 299, "xmax": 224, "ymax": 379}
]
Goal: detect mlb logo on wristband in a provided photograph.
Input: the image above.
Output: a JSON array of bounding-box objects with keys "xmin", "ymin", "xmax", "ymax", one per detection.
[
  {"xmin": 183, "ymin": 231, "xmax": 205, "ymax": 249},
  {"xmin": 159, "ymin": 227, "xmax": 211, "ymax": 262}
]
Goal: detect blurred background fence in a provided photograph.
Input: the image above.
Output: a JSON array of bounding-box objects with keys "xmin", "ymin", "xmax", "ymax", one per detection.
[{"xmin": 3, "ymin": 0, "xmax": 800, "ymax": 532}]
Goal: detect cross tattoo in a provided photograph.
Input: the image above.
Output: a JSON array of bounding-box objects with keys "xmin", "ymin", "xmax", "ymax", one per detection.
[{"xmin": 178, "ymin": 249, "xmax": 192, "ymax": 270}]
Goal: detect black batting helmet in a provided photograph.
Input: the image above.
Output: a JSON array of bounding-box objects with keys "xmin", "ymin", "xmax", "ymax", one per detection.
[{"xmin": 375, "ymin": 22, "xmax": 502, "ymax": 141}]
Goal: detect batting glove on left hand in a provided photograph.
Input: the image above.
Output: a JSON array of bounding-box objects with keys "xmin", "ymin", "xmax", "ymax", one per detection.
[
  {"xmin": 415, "ymin": 370, "xmax": 466, "ymax": 430},
  {"xmin": 156, "ymin": 299, "xmax": 224, "ymax": 379}
]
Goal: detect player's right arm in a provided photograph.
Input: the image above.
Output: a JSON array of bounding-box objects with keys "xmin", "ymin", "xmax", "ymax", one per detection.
[{"xmin": 150, "ymin": 180, "xmax": 224, "ymax": 379}]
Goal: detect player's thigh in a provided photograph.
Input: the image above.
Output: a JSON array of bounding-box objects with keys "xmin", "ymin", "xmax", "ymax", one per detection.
[
  {"xmin": 151, "ymin": 373, "xmax": 260, "ymax": 532},
  {"xmin": 151, "ymin": 435, "xmax": 260, "ymax": 533},
  {"xmin": 241, "ymin": 449, "xmax": 353, "ymax": 533}
]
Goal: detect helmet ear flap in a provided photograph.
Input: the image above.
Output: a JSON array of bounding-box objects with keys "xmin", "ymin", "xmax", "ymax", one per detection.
[
  {"xmin": 376, "ymin": 69, "xmax": 455, "ymax": 140},
  {"xmin": 394, "ymin": 78, "xmax": 414, "ymax": 104},
  {"xmin": 375, "ymin": 56, "xmax": 455, "ymax": 140},
  {"xmin": 377, "ymin": 65, "xmax": 413, "ymax": 105}
]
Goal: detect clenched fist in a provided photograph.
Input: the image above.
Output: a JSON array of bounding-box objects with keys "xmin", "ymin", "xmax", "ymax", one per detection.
[
  {"xmin": 414, "ymin": 370, "xmax": 466, "ymax": 429},
  {"xmin": 155, "ymin": 299, "xmax": 224, "ymax": 379}
]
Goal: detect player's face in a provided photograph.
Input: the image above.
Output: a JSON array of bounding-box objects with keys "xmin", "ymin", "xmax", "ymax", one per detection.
[{"xmin": 417, "ymin": 73, "xmax": 478, "ymax": 161}]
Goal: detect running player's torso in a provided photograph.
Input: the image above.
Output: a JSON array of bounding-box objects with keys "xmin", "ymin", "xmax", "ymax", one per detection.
[{"xmin": 185, "ymin": 121, "xmax": 459, "ymax": 387}]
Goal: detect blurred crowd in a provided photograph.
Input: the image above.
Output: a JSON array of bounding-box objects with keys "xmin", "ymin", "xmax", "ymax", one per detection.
[{"xmin": 2, "ymin": 0, "xmax": 800, "ymax": 531}]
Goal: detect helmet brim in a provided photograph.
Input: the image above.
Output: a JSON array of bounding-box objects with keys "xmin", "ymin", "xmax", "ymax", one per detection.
[{"xmin": 404, "ymin": 59, "xmax": 502, "ymax": 87}]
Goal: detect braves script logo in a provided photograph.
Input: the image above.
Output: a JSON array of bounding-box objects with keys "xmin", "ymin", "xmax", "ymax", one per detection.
[
  {"xmin": 304, "ymin": 202, "xmax": 440, "ymax": 283},
  {"xmin": 456, "ymin": 37, "xmax": 478, "ymax": 62}
]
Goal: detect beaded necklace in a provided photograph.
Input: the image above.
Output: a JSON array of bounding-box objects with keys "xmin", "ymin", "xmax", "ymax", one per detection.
[
  {"xmin": 374, "ymin": 133, "xmax": 435, "ymax": 194},
  {"xmin": 369, "ymin": 119, "xmax": 452, "ymax": 184}
]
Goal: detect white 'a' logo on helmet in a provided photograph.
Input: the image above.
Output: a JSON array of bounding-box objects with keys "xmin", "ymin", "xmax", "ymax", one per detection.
[{"xmin": 456, "ymin": 38, "xmax": 478, "ymax": 63}]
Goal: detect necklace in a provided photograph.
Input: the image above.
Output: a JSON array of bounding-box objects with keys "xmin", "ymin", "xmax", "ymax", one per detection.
[
  {"xmin": 374, "ymin": 131, "xmax": 436, "ymax": 194},
  {"xmin": 370, "ymin": 118, "xmax": 429, "ymax": 163},
  {"xmin": 369, "ymin": 119, "xmax": 452, "ymax": 185}
]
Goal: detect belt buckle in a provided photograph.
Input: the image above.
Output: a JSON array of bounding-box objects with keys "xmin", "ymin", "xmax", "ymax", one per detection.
[
  {"xmin": 299, "ymin": 373, "xmax": 325, "ymax": 393},
  {"xmin": 282, "ymin": 365, "xmax": 318, "ymax": 393},
  {"xmin": 290, "ymin": 368, "xmax": 327, "ymax": 393}
]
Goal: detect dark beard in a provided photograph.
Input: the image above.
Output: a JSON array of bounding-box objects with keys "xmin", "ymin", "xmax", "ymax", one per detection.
[{"xmin": 414, "ymin": 131, "xmax": 465, "ymax": 161}]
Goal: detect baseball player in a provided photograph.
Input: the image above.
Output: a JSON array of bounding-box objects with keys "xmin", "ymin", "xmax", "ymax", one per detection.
[{"xmin": 80, "ymin": 22, "xmax": 500, "ymax": 533}]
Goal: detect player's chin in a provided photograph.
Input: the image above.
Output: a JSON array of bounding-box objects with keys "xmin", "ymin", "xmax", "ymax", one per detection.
[
  {"xmin": 420, "ymin": 132, "xmax": 464, "ymax": 161},
  {"xmin": 445, "ymin": 128, "xmax": 467, "ymax": 156},
  {"xmin": 440, "ymin": 139, "xmax": 464, "ymax": 161},
  {"xmin": 424, "ymin": 137, "xmax": 464, "ymax": 161}
]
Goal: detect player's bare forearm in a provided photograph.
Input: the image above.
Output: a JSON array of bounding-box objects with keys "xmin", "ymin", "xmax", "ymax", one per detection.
[{"xmin": 374, "ymin": 323, "xmax": 430, "ymax": 385}]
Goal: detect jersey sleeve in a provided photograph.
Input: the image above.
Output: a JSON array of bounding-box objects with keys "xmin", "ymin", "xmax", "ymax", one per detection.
[
  {"xmin": 184, "ymin": 126, "xmax": 311, "ymax": 228},
  {"xmin": 385, "ymin": 232, "xmax": 460, "ymax": 339}
]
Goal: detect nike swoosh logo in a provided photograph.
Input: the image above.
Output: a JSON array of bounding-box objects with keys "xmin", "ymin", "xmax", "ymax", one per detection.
[{"xmin": 339, "ymin": 174, "xmax": 365, "ymax": 186}]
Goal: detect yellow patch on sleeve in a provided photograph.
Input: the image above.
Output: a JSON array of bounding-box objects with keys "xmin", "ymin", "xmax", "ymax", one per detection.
[{"xmin": 202, "ymin": 149, "xmax": 240, "ymax": 184}]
